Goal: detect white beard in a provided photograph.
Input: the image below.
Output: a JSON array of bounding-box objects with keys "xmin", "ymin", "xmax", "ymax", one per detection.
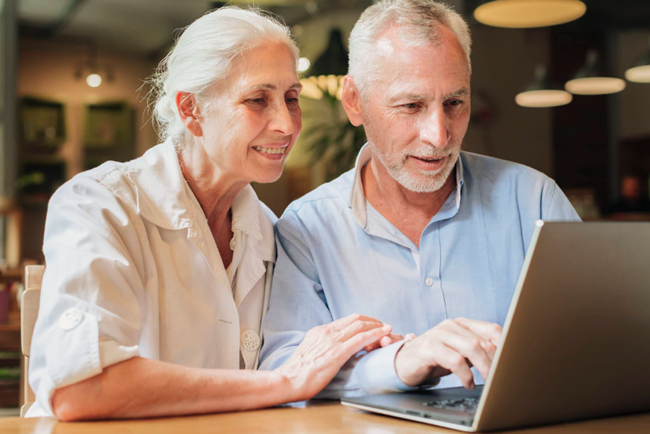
[{"xmin": 374, "ymin": 145, "xmax": 460, "ymax": 193}]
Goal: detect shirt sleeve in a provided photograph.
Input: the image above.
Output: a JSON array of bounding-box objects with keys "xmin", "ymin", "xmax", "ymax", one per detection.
[
  {"xmin": 542, "ymin": 181, "xmax": 582, "ymax": 222},
  {"xmin": 27, "ymin": 174, "xmax": 145, "ymax": 417},
  {"xmin": 258, "ymin": 212, "xmax": 415, "ymax": 398}
]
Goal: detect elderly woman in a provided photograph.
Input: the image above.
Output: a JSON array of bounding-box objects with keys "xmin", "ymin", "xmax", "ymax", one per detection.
[{"xmin": 26, "ymin": 7, "xmax": 395, "ymax": 421}]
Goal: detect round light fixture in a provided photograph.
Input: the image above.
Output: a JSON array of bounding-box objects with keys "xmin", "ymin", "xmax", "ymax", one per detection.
[
  {"xmin": 298, "ymin": 57, "xmax": 311, "ymax": 73},
  {"xmin": 515, "ymin": 64, "xmax": 573, "ymax": 108},
  {"xmin": 625, "ymin": 38, "xmax": 650, "ymax": 83},
  {"xmin": 516, "ymin": 90, "xmax": 573, "ymax": 107},
  {"xmin": 86, "ymin": 73, "xmax": 102, "ymax": 88},
  {"xmin": 474, "ymin": 0, "xmax": 586, "ymax": 29},
  {"xmin": 625, "ymin": 65, "xmax": 650, "ymax": 83},
  {"xmin": 565, "ymin": 50, "xmax": 626, "ymax": 95},
  {"xmin": 565, "ymin": 77, "xmax": 626, "ymax": 95}
]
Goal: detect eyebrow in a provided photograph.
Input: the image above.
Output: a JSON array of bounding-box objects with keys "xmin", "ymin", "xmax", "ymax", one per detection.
[
  {"xmin": 250, "ymin": 83, "xmax": 303, "ymax": 91},
  {"xmin": 388, "ymin": 87, "xmax": 470, "ymax": 104}
]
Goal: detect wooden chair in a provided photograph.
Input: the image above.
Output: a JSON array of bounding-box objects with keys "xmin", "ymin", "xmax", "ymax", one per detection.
[{"xmin": 20, "ymin": 264, "xmax": 44, "ymax": 417}]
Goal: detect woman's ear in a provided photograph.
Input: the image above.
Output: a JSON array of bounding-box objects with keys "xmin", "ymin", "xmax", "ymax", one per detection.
[
  {"xmin": 176, "ymin": 92, "xmax": 203, "ymax": 137},
  {"xmin": 341, "ymin": 76, "xmax": 364, "ymax": 127}
]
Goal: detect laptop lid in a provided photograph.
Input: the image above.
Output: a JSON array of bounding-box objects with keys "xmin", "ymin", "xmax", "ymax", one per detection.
[{"xmin": 475, "ymin": 221, "xmax": 650, "ymax": 431}]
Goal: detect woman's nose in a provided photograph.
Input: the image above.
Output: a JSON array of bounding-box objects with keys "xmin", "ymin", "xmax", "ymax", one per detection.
[{"xmin": 269, "ymin": 102, "xmax": 296, "ymax": 136}]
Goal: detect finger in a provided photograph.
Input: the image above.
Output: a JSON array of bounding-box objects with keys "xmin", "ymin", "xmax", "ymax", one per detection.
[
  {"xmin": 365, "ymin": 334, "xmax": 404, "ymax": 353},
  {"xmin": 455, "ymin": 318, "xmax": 502, "ymax": 346},
  {"xmin": 338, "ymin": 320, "xmax": 392, "ymax": 343},
  {"xmin": 338, "ymin": 324, "xmax": 392, "ymax": 361},
  {"xmin": 434, "ymin": 344, "xmax": 476, "ymax": 390},
  {"xmin": 330, "ymin": 313, "xmax": 384, "ymax": 331},
  {"xmin": 405, "ymin": 333, "xmax": 416, "ymax": 340},
  {"xmin": 438, "ymin": 329, "xmax": 493, "ymax": 381}
]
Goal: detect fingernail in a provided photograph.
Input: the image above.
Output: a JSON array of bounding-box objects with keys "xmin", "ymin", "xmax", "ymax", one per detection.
[{"xmin": 382, "ymin": 324, "xmax": 392, "ymax": 330}]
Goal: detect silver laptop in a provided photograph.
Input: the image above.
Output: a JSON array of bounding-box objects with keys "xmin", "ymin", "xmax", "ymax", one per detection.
[{"xmin": 342, "ymin": 221, "xmax": 650, "ymax": 432}]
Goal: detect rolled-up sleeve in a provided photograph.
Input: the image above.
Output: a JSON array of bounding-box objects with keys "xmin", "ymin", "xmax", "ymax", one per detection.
[{"xmin": 27, "ymin": 174, "xmax": 145, "ymax": 417}]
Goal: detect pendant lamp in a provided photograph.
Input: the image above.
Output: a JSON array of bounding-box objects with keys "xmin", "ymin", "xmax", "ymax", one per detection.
[
  {"xmin": 565, "ymin": 50, "xmax": 626, "ymax": 95},
  {"xmin": 625, "ymin": 37, "xmax": 650, "ymax": 83},
  {"xmin": 300, "ymin": 28, "xmax": 348, "ymax": 100},
  {"xmin": 515, "ymin": 65, "xmax": 573, "ymax": 107},
  {"xmin": 474, "ymin": 0, "xmax": 586, "ymax": 29}
]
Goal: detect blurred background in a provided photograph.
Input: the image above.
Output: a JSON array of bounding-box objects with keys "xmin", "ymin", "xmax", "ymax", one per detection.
[{"xmin": 0, "ymin": 0, "xmax": 649, "ymax": 413}]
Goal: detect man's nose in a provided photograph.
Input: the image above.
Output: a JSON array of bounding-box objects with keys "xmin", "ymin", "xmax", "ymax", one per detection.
[
  {"xmin": 269, "ymin": 101, "xmax": 296, "ymax": 136},
  {"xmin": 420, "ymin": 110, "xmax": 449, "ymax": 149}
]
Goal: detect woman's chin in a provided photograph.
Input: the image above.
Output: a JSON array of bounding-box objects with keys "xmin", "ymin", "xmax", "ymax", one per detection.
[{"xmin": 251, "ymin": 168, "xmax": 284, "ymax": 185}]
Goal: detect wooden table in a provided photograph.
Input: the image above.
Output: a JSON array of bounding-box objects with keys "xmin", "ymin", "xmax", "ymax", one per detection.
[{"xmin": 0, "ymin": 402, "xmax": 648, "ymax": 433}]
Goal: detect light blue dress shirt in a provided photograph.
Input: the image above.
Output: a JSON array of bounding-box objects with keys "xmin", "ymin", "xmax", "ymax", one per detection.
[{"xmin": 259, "ymin": 145, "xmax": 580, "ymax": 397}]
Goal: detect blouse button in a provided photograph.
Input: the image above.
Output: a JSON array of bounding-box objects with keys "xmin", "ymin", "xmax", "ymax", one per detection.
[
  {"xmin": 59, "ymin": 308, "xmax": 84, "ymax": 331},
  {"xmin": 241, "ymin": 330, "xmax": 261, "ymax": 351}
]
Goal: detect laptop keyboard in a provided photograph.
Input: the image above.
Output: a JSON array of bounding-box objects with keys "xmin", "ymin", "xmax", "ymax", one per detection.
[{"xmin": 422, "ymin": 397, "xmax": 480, "ymax": 413}]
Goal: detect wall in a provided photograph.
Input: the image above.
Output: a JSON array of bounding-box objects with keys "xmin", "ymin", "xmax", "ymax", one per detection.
[
  {"xmin": 18, "ymin": 38, "xmax": 158, "ymax": 179},
  {"xmin": 17, "ymin": 38, "xmax": 158, "ymax": 260}
]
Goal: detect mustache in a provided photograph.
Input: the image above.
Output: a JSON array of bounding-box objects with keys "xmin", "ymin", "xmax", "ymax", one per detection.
[{"xmin": 400, "ymin": 146, "xmax": 456, "ymax": 160}]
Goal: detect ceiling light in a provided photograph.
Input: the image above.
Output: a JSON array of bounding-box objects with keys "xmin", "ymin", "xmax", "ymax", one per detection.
[
  {"xmin": 516, "ymin": 65, "xmax": 572, "ymax": 107},
  {"xmin": 625, "ymin": 38, "xmax": 650, "ymax": 83},
  {"xmin": 565, "ymin": 50, "xmax": 626, "ymax": 95},
  {"xmin": 474, "ymin": 0, "xmax": 586, "ymax": 29},
  {"xmin": 86, "ymin": 74, "xmax": 102, "ymax": 88},
  {"xmin": 298, "ymin": 57, "xmax": 310, "ymax": 73}
]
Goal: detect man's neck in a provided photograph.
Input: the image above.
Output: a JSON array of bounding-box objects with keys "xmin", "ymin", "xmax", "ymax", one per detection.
[{"xmin": 362, "ymin": 156, "xmax": 456, "ymax": 248}]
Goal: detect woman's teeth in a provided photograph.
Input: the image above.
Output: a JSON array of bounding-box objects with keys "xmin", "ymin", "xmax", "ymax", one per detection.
[{"xmin": 253, "ymin": 146, "xmax": 286, "ymax": 154}]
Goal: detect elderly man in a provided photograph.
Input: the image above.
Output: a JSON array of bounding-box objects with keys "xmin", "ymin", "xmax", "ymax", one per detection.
[{"xmin": 259, "ymin": 0, "xmax": 580, "ymax": 396}]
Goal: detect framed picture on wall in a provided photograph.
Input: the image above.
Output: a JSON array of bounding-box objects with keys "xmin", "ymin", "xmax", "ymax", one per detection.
[
  {"xmin": 19, "ymin": 97, "xmax": 66, "ymax": 148},
  {"xmin": 83, "ymin": 101, "xmax": 135, "ymax": 164}
]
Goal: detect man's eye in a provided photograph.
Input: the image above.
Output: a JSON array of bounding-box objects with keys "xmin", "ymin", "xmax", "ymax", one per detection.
[
  {"xmin": 403, "ymin": 103, "xmax": 420, "ymax": 110},
  {"xmin": 448, "ymin": 100, "xmax": 463, "ymax": 106},
  {"xmin": 286, "ymin": 98, "xmax": 299, "ymax": 106}
]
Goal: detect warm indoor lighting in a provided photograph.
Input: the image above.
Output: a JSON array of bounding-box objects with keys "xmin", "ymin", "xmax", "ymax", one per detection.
[
  {"xmin": 516, "ymin": 65, "xmax": 572, "ymax": 108},
  {"xmin": 298, "ymin": 57, "xmax": 310, "ymax": 73},
  {"xmin": 565, "ymin": 77, "xmax": 626, "ymax": 95},
  {"xmin": 86, "ymin": 73, "xmax": 102, "ymax": 88},
  {"xmin": 299, "ymin": 75, "xmax": 344, "ymax": 100},
  {"xmin": 625, "ymin": 38, "xmax": 650, "ymax": 83},
  {"xmin": 516, "ymin": 90, "xmax": 572, "ymax": 107},
  {"xmin": 474, "ymin": 0, "xmax": 586, "ymax": 29},
  {"xmin": 565, "ymin": 50, "xmax": 626, "ymax": 95},
  {"xmin": 625, "ymin": 66, "xmax": 650, "ymax": 83}
]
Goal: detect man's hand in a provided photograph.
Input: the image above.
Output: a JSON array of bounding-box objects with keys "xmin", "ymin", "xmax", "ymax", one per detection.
[{"xmin": 394, "ymin": 318, "xmax": 502, "ymax": 390}]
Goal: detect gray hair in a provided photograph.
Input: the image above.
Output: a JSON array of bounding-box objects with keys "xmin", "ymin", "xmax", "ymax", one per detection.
[
  {"xmin": 148, "ymin": 6, "xmax": 299, "ymax": 142},
  {"xmin": 348, "ymin": 0, "xmax": 472, "ymax": 96}
]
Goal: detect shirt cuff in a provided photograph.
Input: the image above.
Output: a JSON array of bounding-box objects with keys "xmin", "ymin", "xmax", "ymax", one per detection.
[{"xmin": 355, "ymin": 340, "xmax": 418, "ymax": 395}]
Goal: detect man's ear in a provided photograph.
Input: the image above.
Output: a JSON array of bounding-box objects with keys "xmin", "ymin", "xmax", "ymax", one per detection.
[
  {"xmin": 341, "ymin": 76, "xmax": 364, "ymax": 127},
  {"xmin": 176, "ymin": 92, "xmax": 203, "ymax": 137}
]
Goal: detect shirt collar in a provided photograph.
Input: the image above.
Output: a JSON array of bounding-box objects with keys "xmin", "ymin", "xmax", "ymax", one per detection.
[
  {"xmin": 126, "ymin": 139, "xmax": 274, "ymax": 261},
  {"xmin": 348, "ymin": 143, "xmax": 465, "ymax": 229}
]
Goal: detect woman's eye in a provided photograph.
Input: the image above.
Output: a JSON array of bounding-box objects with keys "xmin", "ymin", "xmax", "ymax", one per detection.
[{"xmin": 248, "ymin": 98, "xmax": 266, "ymax": 104}]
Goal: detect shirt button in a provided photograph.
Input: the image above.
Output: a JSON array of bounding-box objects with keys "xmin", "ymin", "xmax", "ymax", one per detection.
[
  {"xmin": 229, "ymin": 237, "xmax": 236, "ymax": 251},
  {"xmin": 59, "ymin": 308, "xmax": 84, "ymax": 331},
  {"xmin": 241, "ymin": 330, "xmax": 261, "ymax": 351},
  {"xmin": 425, "ymin": 277, "xmax": 434, "ymax": 286}
]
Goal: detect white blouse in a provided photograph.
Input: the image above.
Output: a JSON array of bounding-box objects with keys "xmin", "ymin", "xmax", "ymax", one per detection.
[{"xmin": 26, "ymin": 140, "xmax": 276, "ymax": 417}]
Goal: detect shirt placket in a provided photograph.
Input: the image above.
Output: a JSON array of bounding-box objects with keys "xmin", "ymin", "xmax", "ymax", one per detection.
[{"xmin": 419, "ymin": 222, "xmax": 449, "ymax": 330}]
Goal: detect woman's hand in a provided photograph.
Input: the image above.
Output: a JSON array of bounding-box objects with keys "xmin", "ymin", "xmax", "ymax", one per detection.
[
  {"xmin": 364, "ymin": 332, "xmax": 416, "ymax": 353},
  {"xmin": 275, "ymin": 314, "xmax": 393, "ymax": 401}
]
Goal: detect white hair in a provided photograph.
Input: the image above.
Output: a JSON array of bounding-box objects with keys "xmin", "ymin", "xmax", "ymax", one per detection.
[
  {"xmin": 348, "ymin": 0, "xmax": 472, "ymax": 96},
  {"xmin": 148, "ymin": 6, "xmax": 299, "ymax": 142}
]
